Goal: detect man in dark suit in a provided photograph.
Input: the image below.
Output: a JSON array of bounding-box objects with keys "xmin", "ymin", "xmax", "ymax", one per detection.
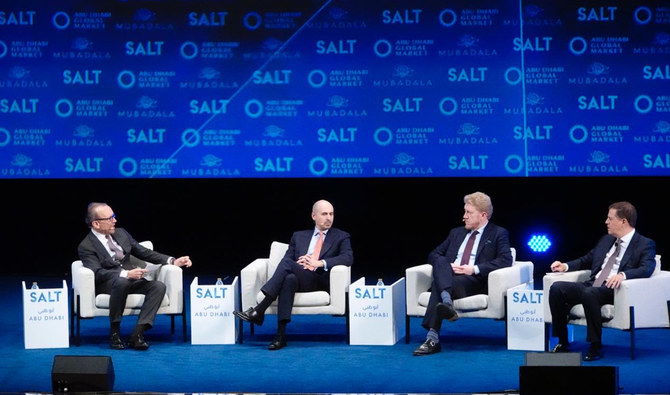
[
  {"xmin": 413, "ymin": 192, "xmax": 513, "ymax": 356},
  {"xmin": 78, "ymin": 202, "xmax": 192, "ymax": 350},
  {"xmin": 549, "ymin": 201, "xmax": 655, "ymax": 361},
  {"xmin": 234, "ymin": 199, "xmax": 353, "ymax": 350}
]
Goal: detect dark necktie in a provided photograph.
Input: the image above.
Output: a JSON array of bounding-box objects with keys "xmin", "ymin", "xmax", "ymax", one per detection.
[
  {"xmin": 593, "ymin": 239, "xmax": 621, "ymax": 287},
  {"xmin": 459, "ymin": 230, "xmax": 479, "ymax": 266},
  {"xmin": 106, "ymin": 235, "xmax": 125, "ymax": 261}
]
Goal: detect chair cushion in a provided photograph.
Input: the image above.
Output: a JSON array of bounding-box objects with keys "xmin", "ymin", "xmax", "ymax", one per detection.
[
  {"xmin": 96, "ymin": 293, "xmax": 169, "ymax": 309},
  {"xmin": 570, "ymin": 304, "xmax": 615, "ymax": 321},
  {"xmin": 268, "ymin": 241, "xmax": 289, "ymax": 277},
  {"xmin": 418, "ymin": 291, "xmax": 489, "ymax": 311},
  {"xmin": 256, "ymin": 290, "xmax": 330, "ymax": 307}
]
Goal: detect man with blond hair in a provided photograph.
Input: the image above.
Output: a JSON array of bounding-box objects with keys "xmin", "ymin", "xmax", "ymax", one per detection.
[{"xmin": 413, "ymin": 192, "xmax": 513, "ymax": 356}]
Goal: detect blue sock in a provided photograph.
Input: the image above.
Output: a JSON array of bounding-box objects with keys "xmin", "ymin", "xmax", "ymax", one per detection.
[
  {"xmin": 427, "ymin": 328, "xmax": 439, "ymax": 343},
  {"xmin": 441, "ymin": 290, "xmax": 453, "ymax": 305}
]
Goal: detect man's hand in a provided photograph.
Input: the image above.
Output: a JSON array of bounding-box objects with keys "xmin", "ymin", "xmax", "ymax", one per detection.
[
  {"xmin": 605, "ymin": 272, "xmax": 624, "ymax": 289},
  {"xmin": 550, "ymin": 261, "xmax": 567, "ymax": 272},
  {"xmin": 174, "ymin": 256, "xmax": 192, "ymax": 268},
  {"xmin": 297, "ymin": 255, "xmax": 323, "ymax": 271},
  {"xmin": 128, "ymin": 268, "xmax": 148, "ymax": 280},
  {"xmin": 451, "ymin": 263, "xmax": 474, "ymax": 275}
]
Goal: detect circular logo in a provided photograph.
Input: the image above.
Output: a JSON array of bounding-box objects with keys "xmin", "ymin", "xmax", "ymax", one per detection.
[
  {"xmin": 634, "ymin": 7, "xmax": 652, "ymax": 25},
  {"xmin": 569, "ymin": 125, "xmax": 589, "ymax": 144},
  {"xmin": 374, "ymin": 40, "xmax": 392, "ymax": 58},
  {"xmin": 243, "ymin": 12, "xmax": 262, "ymax": 30},
  {"xmin": 504, "ymin": 155, "xmax": 524, "ymax": 174},
  {"xmin": 0, "ymin": 128, "xmax": 10, "ymax": 147},
  {"xmin": 309, "ymin": 157, "xmax": 328, "ymax": 176},
  {"xmin": 117, "ymin": 70, "xmax": 136, "ymax": 89},
  {"xmin": 52, "ymin": 11, "xmax": 70, "ymax": 29},
  {"xmin": 119, "ymin": 157, "xmax": 138, "ymax": 177},
  {"xmin": 634, "ymin": 95, "xmax": 653, "ymax": 114},
  {"xmin": 439, "ymin": 97, "xmax": 458, "ymax": 116},
  {"xmin": 245, "ymin": 99, "xmax": 263, "ymax": 118},
  {"xmin": 308, "ymin": 69, "xmax": 327, "ymax": 88},
  {"xmin": 439, "ymin": 9, "xmax": 458, "ymax": 27},
  {"xmin": 0, "ymin": 41, "xmax": 7, "ymax": 58},
  {"xmin": 569, "ymin": 37, "xmax": 587, "ymax": 55},
  {"xmin": 181, "ymin": 129, "xmax": 200, "ymax": 147},
  {"xmin": 374, "ymin": 127, "xmax": 393, "ymax": 146},
  {"xmin": 180, "ymin": 41, "xmax": 198, "ymax": 59},
  {"xmin": 55, "ymin": 99, "xmax": 73, "ymax": 118},
  {"xmin": 504, "ymin": 67, "xmax": 522, "ymax": 85}
]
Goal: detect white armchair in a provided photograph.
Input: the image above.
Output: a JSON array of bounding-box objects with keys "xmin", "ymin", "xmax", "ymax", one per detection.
[
  {"xmin": 239, "ymin": 241, "xmax": 351, "ymax": 337},
  {"xmin": 70, "ymin": 241, "xmax": 186, "ymax": 345},
  {"xmin": 405, "ymin": 248, "xmax": 534, "ymax": 343},
  {"xmin": 543, "ymin": 255, "xmax": 669, "ymax": 359}
]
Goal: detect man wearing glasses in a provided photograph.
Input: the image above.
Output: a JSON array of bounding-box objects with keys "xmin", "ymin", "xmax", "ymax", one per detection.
[{"xmin": 78, "ymin": 202, "xmax": 192, "ymax": 350}]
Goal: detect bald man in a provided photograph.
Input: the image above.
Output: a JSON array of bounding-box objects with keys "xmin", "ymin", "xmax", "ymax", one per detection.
[{"xmin": 234, "ymin": 200, "xmax": 353, "ymax": 350}]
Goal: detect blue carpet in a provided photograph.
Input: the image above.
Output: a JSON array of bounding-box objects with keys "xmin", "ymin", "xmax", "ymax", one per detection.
[{"xmin": 2, "ymin": 276, "xmax": 670, "ymax": 393}]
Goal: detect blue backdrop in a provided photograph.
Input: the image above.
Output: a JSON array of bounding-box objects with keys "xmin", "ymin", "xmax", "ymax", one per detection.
[{"xmin": 1, "ymin": 0, "xmax": 669, "ymax": 178}]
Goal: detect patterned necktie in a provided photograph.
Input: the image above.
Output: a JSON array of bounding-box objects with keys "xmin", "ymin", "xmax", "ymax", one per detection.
[
  {"xmin": 106, "ymin": 235, "xmax": 125, "ymax": 261},
  {"xmin": 459, "ymin": 230, "xmax": 479, "ymax": 266},
  {"xmin": 593, "ymin": 239, "xmax": 622, "ymax": 287},
  {"xmin": 312, "ymin": 231, "xmax": 324, "ymax": 259}
]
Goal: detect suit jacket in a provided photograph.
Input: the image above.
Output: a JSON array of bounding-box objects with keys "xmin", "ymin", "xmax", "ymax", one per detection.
[
  {"xmin": 567, "ymin": 231, "xmax": 656, "ymax": 285},
  {"xmin": 280, "ymin": 227, "xmax": 354, "ymax": 271},
  {"xmin": 428, "ymin": 222, "xmax": 513, "ymax": 282},
  {"xmin": 78, "ymin": 227, "xmax": 171, "ymax": 288}
]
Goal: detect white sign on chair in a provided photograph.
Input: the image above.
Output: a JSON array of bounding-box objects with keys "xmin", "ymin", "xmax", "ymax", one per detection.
[
  {"xmin": 507, "ymin": 282, "xmax": 545, "ymax": 351},
  {"xmin": 190, "ymin": 277, "xmax": 239, "ymax": 344},
  {"xmin": 349, "ymin": 277, "xmax": 405, "ymax": 345},
  {"xmin": 22, "ymin": 280, "xmax": 69, "ymax": 349}
]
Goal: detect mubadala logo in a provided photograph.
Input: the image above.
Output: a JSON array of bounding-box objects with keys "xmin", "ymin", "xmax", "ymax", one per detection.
[
  {"xmin": 115, "ymin": 8, "xmax": 174, "ymax": 30},
  {"xmin": 372, "ymin": 65, "xmax": 433, "ymax": 87},
  {"xmin": 568, "ymin": 62, "xmax": 627, "ymax": 85},
  {"xmin": 1, "ymin": 66, "xmax": 48, "ymax": 88},
  {"xmin": 373, "ymin": 153, "xmax": 433, "ymax": 175},
  {"xmin": 243, "ymin": 37, "xmax": 300, "ymax": 59},
  {"xmin": 53, "ymin": 37, "xmax": 111, "ymax": 59},
  {"xmin": 307, "ymin": 95, "xmax": 367, "ymax": 117},
  {"xmin": 244, "ymin": 125, "xmax": 303, "ymax": 147},
  {"xmin": 2, "ymin": 153, "xmax": 50, "ymax": 176},
  {"xmin": 569, "ymin": 150, "xmax": 628, "ymax": 173},
  {"xmin": 633, "ymin": 121, "xmax": 670, "ymax": 143},
  {"xmin": 439, "ymin": 123, "xmax": 498, "ymax": 145},
  {"xmin": 117, "ymin": 96, "xmax": 175, "ymax": 118},
  {"xmin": 181, "ymin": 154, "xmax": 240, "ymax": 177},
  {"xmin": 56, "ymin": 124, "xmax": 112, "ymax": 147},
  {"xmin": 308, "ymin": 6, "xmax": 366, "ymax": 29},
  {"xmin": 504, "ymin": 93, "xmax": 563, "ymax": 115}
]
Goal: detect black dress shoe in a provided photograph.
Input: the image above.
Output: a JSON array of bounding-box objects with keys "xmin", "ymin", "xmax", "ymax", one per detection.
[
  {"xmin": 583, "ymin": 346, "xmax": 602, "ymax": 361},
  {"xmin": 413, "ymin": 339, "xmax": 442, "ymax": 356},
  {"xmin": 436, "ymin": 302, "xmax": 459, "ymax": 322},
  {"xmin": 233, "ymin": 307, "xmax": 265, "ymax": 326},
  {"xmin": 551, "ymin": 343, "xmax": 570, "ymax": 353},
  {"xmin": 127, "ymin": 334, "xmax": 150, "ymax": 351},
  {"xmin": 268, "ymin": 334, "xmax": 286, "ymax": 350},
  {"xmin": 109, "ymin": 333, "xmax": 125, "ymax": 350}
]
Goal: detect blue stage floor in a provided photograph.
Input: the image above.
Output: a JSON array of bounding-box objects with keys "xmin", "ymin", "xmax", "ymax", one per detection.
[{"xmin": 2, "ymin": 275, "xmax": 670, "ymax": 394}]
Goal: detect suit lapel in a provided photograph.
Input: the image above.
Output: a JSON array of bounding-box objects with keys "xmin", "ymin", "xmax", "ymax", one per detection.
[
  {"xmin": 88, "ymin": 232, "xmax": 116, "ymax": 264},
  {"xmin": 618, "ymin": 232, "xmax": 638, "ymax": 270},
  {"xmin": 475, "ymin": 225, "xmax": 493, "ymax": 256},
  {"xmin": 319, "ymin": 229, "xmax": 336, "ymax": 258}
]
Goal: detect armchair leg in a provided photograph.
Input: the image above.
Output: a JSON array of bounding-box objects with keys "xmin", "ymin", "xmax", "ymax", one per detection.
[
  {"xmin": 405, "ymin": 315, "xmax": 410, "ymax": 344},
  {"xmin": 75, "ymin": 295, "xmax": 81, "ymax": 346},
  {"xmin": 629, "ymin": 306, "xmax": 636, "ymax": 360},
  {"xmin": 171, "ymin": 315, "xmax": 175, "ymax": 334},
  {"xmin": 250, "ymin": 322, "xmax": 255, "ymax": 336}
]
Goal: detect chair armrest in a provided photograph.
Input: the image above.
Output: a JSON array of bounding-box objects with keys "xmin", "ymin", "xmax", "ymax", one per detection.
[
  {"xmin": 71, "ymin": 260, "xmax": 96, "ymax": 318},
  {"xmin": 542, "ymin": 270, "xmax": 591, "ymax": 323},
  {"xmin": 157, "ymin": 264, "xmax": 183, "ymax": 313},
  {"xmin": 328, "ymin": 265, "xmax": 351, "ymax": 315},
  {"xmin": 406, "ymin": 264, "xmax": 432, "ymax": 316},
  {"xmin": 610, "ymin": 271, "xmax": 670, "ymax": 329},
  {"xmin": 487, "ymin": 261, "xmax": 534, "ymax": 316},
  {"xmin": 240, "ymin": 258, "xmax": 269, "ymax": 310}
]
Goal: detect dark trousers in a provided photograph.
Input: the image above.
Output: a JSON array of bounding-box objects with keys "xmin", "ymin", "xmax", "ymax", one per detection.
[
  {"xmin": 549, "ymin": 281, "xmax": 614, "ymax": 345},
  {"xmin": 422, "ymin": 260, "xmax": 486, "ymax": 331},
  {"xmin": 261, "ymin": 259, "xmax": 329, "ymax": 322},
  {"xmin": 104, "ymin": 277, "xmax": 167, "ymax": 329}
]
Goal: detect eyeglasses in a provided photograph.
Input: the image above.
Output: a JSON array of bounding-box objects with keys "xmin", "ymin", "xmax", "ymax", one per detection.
[{"xmin": 94, "ymin": 214, "xmax": 116, "ymax": 222}]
